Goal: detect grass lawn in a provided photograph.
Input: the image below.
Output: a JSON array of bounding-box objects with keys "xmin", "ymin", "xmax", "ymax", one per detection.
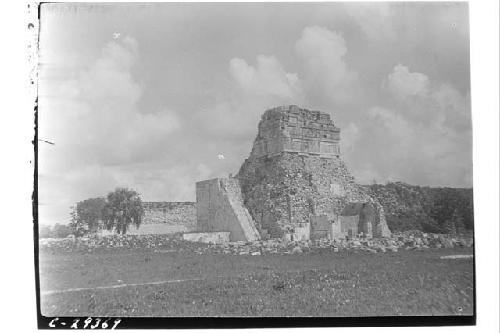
[{"xmin": 39, "ymin": 247, "xmax": 474, "ymax": 317}]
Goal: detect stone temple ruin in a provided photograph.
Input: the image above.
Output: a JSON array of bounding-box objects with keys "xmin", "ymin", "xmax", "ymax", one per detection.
[
  {"xmin": 191, "ymin": 105, "xmax": 391, "ymax": 242},
  {"xmin": 195, "ymin": 178, "xmax": 260, "ymax": 242}
]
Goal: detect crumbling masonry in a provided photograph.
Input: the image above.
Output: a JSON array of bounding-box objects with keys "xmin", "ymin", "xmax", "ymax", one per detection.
[
  {"xmin": 196, "ymin": 105, "xmax": 391, "ymax": 241},
  {"xmin": 196, "ymin": 178, "xmax": 260, "ymax": 242}
]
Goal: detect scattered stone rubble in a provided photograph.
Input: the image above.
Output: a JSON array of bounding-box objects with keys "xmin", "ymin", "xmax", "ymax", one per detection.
[
  {"xmin": 39, "ymin": 234, "xmax": 207, "ymax": 253},
  {"xmin": 39, "ymin": 230, "xmax": 473, "ymax": 255},
  {"xmin": 203, "ymin": 230, "xmax": 473, "ymax": 256}
]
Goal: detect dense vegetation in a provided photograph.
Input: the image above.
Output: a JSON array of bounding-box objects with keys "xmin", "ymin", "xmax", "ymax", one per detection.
[
  {"xmin": 40, "ymin": 188, "xmax": 144, "ymax": 238},
  {"xmin": 69, "ymin": 197, "xmax": 107, "ymax": 236},
  {"xmin": 367, "ymin": 182, "xmax": 474, "ymax": 234},
  {"xmin": 101, "ymin": 188, "xmax": 144, "ymax": 234}
]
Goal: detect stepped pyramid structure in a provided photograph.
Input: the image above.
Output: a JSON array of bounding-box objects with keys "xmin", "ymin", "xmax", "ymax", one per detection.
[
  {"xmin": 237, "ymin": 105, "xmax": 391, "ymax": 239},
  {"xmin": 195, "ymin": 105, "xmax": 391, "ymax": 241}
]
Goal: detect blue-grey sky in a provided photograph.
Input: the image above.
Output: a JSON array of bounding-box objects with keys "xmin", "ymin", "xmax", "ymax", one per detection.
[{"xmin": 38, "ymin": 2, "xmax": 472, "ymax": 224}]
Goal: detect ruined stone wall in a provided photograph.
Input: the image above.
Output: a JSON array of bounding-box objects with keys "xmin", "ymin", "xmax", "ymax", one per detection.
[
  {"xmin": 142, "ymin": 202, "xmax": 196, "ymax": 228},
  {"xmin": 252, "ymin": 105, "xmax": 341, "ymax": 159},
  {"xmin": 238, "ymin": 153, "xmax": 385, "ymax": 236},
  {"xmin": 331, "ymin": 221, "xmax": 343, "ymax": 240},
  {"xmin": 340, "ymin": 202, "xmax": 382, "ymax": 236},
  {"xmin": 237, "ymin": 105, "xmax": 391, "ymax": 239},
  {"xmin": 196, "ymin": 178, "xmax": 260, "ymax": 242},
  {"xmin": 310, "ymin": 215, "xmax": 330, "ymax": 240},
  {"xmin": 339, "ymin": 216, "xmax": 359, "ymax": 236},
  {"xmin": 124, "ymin": 224, "xmax": 193, "ymax": 235},
  {"xmin": 100, "ymin": 202, "xmax": 198, "ymax": 235}
]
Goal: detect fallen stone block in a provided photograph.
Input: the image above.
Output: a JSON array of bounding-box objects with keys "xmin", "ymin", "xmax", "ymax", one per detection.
[{"xmin": 182, "ymin": 232, "xmax": 230, "ymax": 244}]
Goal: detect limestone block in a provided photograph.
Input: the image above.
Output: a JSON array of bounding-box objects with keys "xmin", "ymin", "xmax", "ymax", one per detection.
[
  {"xmin": 182, "ymin": 232, "xmax": 230, "ymax": 244},
  {"xmin": 294, "ymin": 223, "xmax": 310, "ymax": 241},
  {"xmin": 330, "ymin": 221, "xmax": 345, "ymax": 240},
  {"xmin": 311, "ymin": 215, "xmax": 330, "ymax": 240},
  {"xmin": 196, "ymin": 178, "xmax": 260, "ymax": 242}
]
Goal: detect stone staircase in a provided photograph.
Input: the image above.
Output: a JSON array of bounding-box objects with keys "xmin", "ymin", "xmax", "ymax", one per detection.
[{"xmin": 221, "ymin": 178, "xmax": 261, "ymax": 242}]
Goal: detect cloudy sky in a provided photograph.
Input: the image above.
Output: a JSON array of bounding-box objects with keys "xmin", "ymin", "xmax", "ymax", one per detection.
[{"xmin": 38, "ymin": 2, "xmax": 472, "ymax": 224}]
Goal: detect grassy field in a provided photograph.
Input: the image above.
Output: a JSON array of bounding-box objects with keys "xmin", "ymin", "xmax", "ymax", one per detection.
[{"xmin": 39, "ymin": 247, "xmax": 474, "ymax": 317}]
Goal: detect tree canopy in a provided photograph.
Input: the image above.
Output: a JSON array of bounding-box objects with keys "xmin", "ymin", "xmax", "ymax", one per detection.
[
  {"xmin": 70, "ymin": 197, "xmax": 107, "ymax": 236},
  {"xmin": 368, "ymin": 182, "xmax": 473, "ymax": 234},
  {"xmin": 69, "ymin": 188, "xmax": 144, "ymax": 236},
  {"xmin": 102, "ymin": 188, "xmax": 144, "ymax": 234}
]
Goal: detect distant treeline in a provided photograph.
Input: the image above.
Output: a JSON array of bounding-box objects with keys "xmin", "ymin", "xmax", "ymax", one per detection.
[
  {"xmin": 39, "ymin": 223, "xmax": 74, "ymax": 239},
  {"xmin": 366, "ymin": 182, "xmax": 474, "ymax": 234}
]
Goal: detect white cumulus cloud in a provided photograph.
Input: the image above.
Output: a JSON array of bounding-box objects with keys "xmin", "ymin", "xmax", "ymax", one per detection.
[
  {"xmin": 295, "ymin": 26, "xmax": 358, "ymax": 107},
  {"xmin": 345, "ymin": 65, "xmax": 471, "ymax": 187},
  {"xmin": 385, "ymin": 64, "xmax": 430, "ymax": 99},
  {"xmin": 229, "ymin": 55, "xmax": 303, "ymax": 99},
  {"xmin": 195, "ymin": 54, "xmax": 304, "ymax": 140},
  {"xmin": 344, "ymin": 2, "xmax": 396, "ymax": 41},
  {"xmin": 39, "ymin": 36, "xmax": 183, "ymax": 224}
]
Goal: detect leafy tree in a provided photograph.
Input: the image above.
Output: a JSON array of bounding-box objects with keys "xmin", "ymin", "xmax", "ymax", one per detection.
[
  {"xmin": 102, "ymin": 188, "xmax": 144, "ymax": 234},
  {"xmin": 69, "ymin": 197, "xmax": 107, "ymax": 236},
  {"xmin": 420, "ymin": 217, "xmax": 441, "ymax": 233}
]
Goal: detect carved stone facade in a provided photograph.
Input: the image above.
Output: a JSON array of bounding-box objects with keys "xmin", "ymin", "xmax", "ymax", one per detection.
[
  {"xmin": 237, "ymin": 105, "xmax": 391, "ymax": 239},
  {"xmin": 251, "ymin": 105, "xmax": 341, "ymax": 159}
]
